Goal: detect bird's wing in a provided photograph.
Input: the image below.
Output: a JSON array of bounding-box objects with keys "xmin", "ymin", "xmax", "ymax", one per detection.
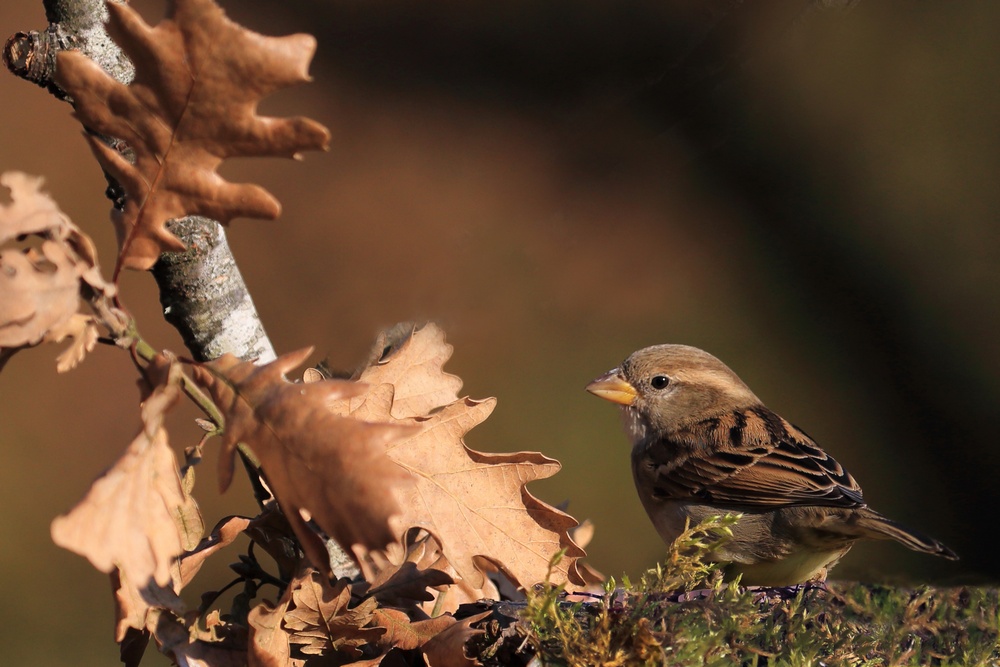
[{"xmin": 642, "ymin": 406, "xmax": 865, "ymax": 509}]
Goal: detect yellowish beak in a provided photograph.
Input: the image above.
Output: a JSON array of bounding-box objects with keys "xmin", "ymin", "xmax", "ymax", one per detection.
[{"xmin": 586, "ymin": 369, "xmax": 638, "ymax": 406}]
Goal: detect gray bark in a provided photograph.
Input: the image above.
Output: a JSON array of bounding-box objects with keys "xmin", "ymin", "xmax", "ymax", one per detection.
[{"xmin": 152, "ymin": 217, "xmax": 276, "ymax": 364}]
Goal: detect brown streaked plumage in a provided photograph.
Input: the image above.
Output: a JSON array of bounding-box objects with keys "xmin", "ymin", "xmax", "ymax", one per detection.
[{"xmin": 587, "ymin": 344, "xmax": 957, "ymax": 585}]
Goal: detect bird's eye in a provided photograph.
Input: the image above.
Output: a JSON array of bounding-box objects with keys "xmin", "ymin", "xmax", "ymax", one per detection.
[{"xmin": 650, "ymin": 375, "xmax": 670, "ymax": 390}]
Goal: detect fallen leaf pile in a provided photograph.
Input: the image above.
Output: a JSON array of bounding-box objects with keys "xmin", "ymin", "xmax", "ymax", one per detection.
[{"xmin": 54, "ymin": 0, "xmax": 331, "ymax": 272}]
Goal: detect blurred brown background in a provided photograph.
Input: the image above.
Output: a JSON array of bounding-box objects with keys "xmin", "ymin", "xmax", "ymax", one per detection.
[{"xmin": 2, "ymin": 1, "xmax": 999, "ymax": 664}]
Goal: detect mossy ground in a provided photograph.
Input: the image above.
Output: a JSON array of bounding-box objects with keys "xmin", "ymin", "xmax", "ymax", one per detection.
[{"xmin": 522, "ymin": 517, "xmax": 1000, "ymax": 666}]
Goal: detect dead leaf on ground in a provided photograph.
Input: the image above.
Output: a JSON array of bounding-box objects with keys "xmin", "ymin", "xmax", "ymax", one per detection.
[
  {"xmin": 191, "ymin": 348, "xmax": 416, "ymax": 578},
  {"xmin": 54, "ymin": 0, "xmax": 330, "ymax": 272},
  {"xmin": 0, "ymin": 171, "xmax": 114, "ymax": 370},
  {"xmin": 51, "ymin": 357, "xmax": 202, "ymax": 589}
]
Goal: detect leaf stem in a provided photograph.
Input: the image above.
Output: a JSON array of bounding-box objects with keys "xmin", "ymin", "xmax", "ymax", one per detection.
[
  {"xmin": 240, "ymin": 449, "xmax": 272, "ymax": 509},
  {"xmin": 196, "ymin": 576, "xmax": 245, "ymax": 617},
  {"xmin": 127, "ymin": 325, "xmax": 226, "ymax": 433}
]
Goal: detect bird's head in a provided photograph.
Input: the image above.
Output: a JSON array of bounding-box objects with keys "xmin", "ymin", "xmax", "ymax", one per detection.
[{"xmin": 586, "ymin": 344, "xmax": 760, "ymax": 439}]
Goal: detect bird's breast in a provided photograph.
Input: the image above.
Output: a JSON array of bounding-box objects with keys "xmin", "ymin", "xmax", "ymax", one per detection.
[{"xmin": 618, "ymin": 405, "xmax": 649, "ymax": 446}]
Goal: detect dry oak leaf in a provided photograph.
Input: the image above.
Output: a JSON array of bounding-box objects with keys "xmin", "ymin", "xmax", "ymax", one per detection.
[
  {"xmin": 0, "ymin": 171, "xmax": 72, "ymax": 241},
  {"xmin": 284, "ymin": 570, "xmax": 384, "ymax": 658},
  {"xmin": 153, "ymin": 609, "xmax": 249, "ymax": 667},
  {"xmin": 391, "ymin": 397, "xmax": 585, "ymax": 590},
  {"xmin": 330, "ymin": 325, "xmax": 586, "ymax": 590},
  {"xmin": 51, "ymin": 358, "xmax": 200, "ymax": 589},
  {"xmin": 0, "ymin": 172, "xmax": 110, "ymax": 291},
  {"xmin": 336, "ymin": 382, "xmax": 586, "ymax": 592},
  {"xmin": 420, "ymin": 611, "xmax": 490, "ymax": 667},
  {"xmin": 49, "ymin": 313, "xmax": 100, "ymax": 372},
  {"xmin": 370, "ymin": 609, "xmax": 457, "ymax": 653},
  {"xmin": 245, "ymin": 502, "xmax": 304, "ymax": 582},
  {"xmin": 371, "ymin": 531, "xmax": 503, "ymax": 617},
  {"xmin": 191, "ymin": 348, "xmax": 415, "ymax": 578},
  {"xmin": 112, "ymin": 360, "xmax": 215, "ymax": 644},
  {"xmin": 359, "ymin": 529, "xmax": 493, "ymax": 617},
  {"xmin": 178, "ymin": 514, "xmax": 252, "ymax": 589},
  {"xmin": 54, "ymin": 0, "xmax": 330, "ymax": 272},
  {"xmin": 248, "ymin": 595, "xmax": 297, "ymax": 667},
  {"xmin": 112, "ymin": 568, "xmax": 184, "ymax": 644},
  {"xmin": 351, "ymin": 323, "xmax": 463, "ymax": 418},
  {"xmin": 0, "ymin": 172, "xmax": 112, "ymax": 370},
  {"xmin": 365, "ymin": 560, "xmax": 454, "ymax": 610},
  {"xmin": 165, "ymin": 636, "xmax": 248, "ymax": 667}
]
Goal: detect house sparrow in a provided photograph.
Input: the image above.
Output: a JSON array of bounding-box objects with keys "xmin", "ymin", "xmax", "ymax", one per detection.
[{"xmin": 586, "ymin": 344, "xmax": 957, "ymax": 585}]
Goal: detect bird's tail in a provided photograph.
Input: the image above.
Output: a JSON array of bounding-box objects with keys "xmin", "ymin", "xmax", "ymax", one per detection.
[{"xmin": 853, "ymin": 509, "xmax": 958, "ymax": 560}]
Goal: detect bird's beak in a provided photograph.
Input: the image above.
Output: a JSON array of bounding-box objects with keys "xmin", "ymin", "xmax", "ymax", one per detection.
[{"xmin": 586, "ymin": 369, "xmax": 638, "ymax": 406}]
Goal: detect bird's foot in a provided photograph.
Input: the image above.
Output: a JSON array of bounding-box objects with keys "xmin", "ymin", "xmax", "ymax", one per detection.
[{"xmin": 744, "ymin": 579, "xmax": 828, "ymax": 602}]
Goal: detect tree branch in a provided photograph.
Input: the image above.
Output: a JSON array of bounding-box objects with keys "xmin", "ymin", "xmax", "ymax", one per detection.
[{"xmin": 152, "ymin": 216, "xmax": 275, "ymax": 364}]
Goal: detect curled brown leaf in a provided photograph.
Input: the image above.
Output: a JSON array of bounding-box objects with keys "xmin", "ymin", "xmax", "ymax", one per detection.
[
  {"xmin": 420, "ymin": 611, "xmax": 490, "ymax": 667},
  {"xmin": 365, "ymin": 560, "xmax": 455, "ymax": 610},
  {"xmin": 152, "ymin": 609, "xmax": 249, "ymax": 667},
  {"xmin": 0, "ymin": 172, "xmax": 114, "ymax": 370},
  {"xmin": 370, "ymin": 609, "xmax": 456, "ymax": 653},
  {"xmin": 50, "ymin": 313, "xmax": 100, "ymax": 372},
  {"xmin": 54, "ymin": 0, "xmax": 331, "ymax": 272},
  {"xmin": 247, "ymin": 594, "xmax": 295, "ymax": 667},
  {"xmin": 178, "ymin": 514, "xmax": 252, "ymax": 589},
  {"xmin": 51, "ymin": 358, "xmax": 200, "ymax": 589},
  {"xmin": 112, "ymin": 569, "xmax": 184, "ymax": 643},
  {"xmin": 191, "ymin": 349, "xmax": 415, "ymax": 577}
]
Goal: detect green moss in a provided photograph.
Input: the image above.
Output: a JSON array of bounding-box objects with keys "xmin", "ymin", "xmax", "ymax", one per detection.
[{"xmin": 524, "ymin": 516, "xmax": 1000, "ymax": 666}]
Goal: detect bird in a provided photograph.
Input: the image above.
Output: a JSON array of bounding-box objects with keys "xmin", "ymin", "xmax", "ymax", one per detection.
[{"xmin": 586, "ymin": 344, "xmax": 957, "ymax": 586}]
